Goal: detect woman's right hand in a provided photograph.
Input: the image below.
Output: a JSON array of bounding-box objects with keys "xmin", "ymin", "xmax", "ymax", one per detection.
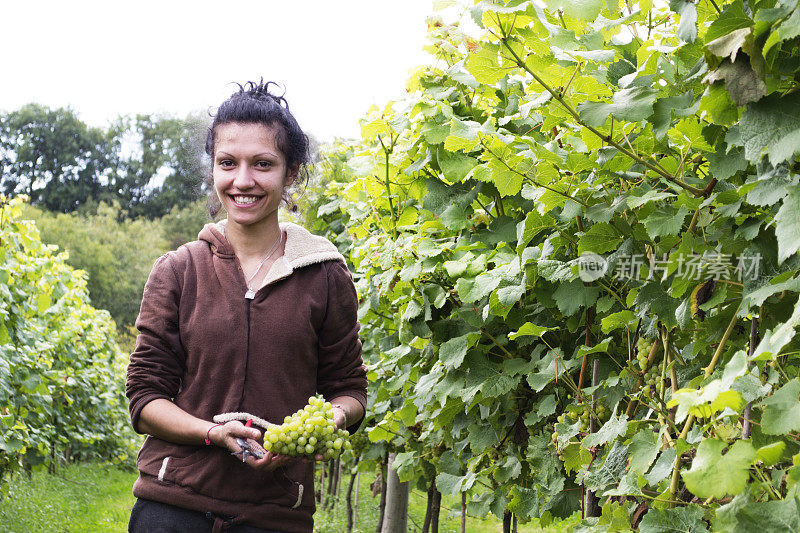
[{"xmin": 208, "ymin": 421, "xmax": 294, "ymax": 472}]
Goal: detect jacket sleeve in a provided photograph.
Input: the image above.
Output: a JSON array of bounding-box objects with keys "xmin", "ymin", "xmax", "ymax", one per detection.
[
  {"xmin": 126, "ymin": 252, "xmax": 187, "ymax": 433},
  {"xmin": 317, "ymin": 260, "xmax": 368, "ymax": 433}
]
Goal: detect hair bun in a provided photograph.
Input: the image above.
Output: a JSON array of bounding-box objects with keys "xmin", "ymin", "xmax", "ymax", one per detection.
[{"xmin": 240, "ymin": 79, "xmax": 290, "ymax": 110}]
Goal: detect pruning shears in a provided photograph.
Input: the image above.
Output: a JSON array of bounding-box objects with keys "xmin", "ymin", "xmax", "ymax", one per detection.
[{"xmin": 231, "ymin": 419, "xmax": 266, "ymax": 463}]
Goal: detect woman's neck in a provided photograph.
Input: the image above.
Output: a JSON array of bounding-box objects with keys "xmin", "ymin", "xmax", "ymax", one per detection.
[{"xmin": 224, "ymin": 220, "xmax": 283, "ymax": 262}]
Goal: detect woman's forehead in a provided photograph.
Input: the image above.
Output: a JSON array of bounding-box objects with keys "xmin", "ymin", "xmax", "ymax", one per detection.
[{"xmin": 215, "ymin": 122, "xmax": 279, "ymax": 147}]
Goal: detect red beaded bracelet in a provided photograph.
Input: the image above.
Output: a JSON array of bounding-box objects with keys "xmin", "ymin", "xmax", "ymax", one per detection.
[{"xmin": 205, "ymin": 423, "xmax": 224, "ymax": 445}]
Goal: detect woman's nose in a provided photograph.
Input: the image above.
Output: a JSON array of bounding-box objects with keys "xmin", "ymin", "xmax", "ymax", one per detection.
[{"xmin": 233, "ymin": 165, "xmax": 255, "ymax": 188}]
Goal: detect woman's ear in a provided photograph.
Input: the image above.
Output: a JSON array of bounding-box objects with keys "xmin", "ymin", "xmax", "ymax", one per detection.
[{"xmin": 285, "ymin": 164, "xmax": 299, "ymax": 187}]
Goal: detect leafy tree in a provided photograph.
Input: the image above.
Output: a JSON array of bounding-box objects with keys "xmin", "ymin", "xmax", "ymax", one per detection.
[
  {"xmin": 0, "ymin": 104, "xmax": 114, "ymax": 212},
  {"xmin": 160, "ymin": 198, "xmax": 212, "ymax": 249},
  {"xmin": 109, "ymin": 113, "xmax": 209, "ymax": 219},
  {"xmin": 22, "ymin": 202, "xmax": 169, "ymax": 329}
]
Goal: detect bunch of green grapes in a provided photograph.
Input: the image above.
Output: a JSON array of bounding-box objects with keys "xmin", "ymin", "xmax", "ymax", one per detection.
[
  {"xmin": 636, "ymin": 337, "xmax": 654, "ymax": 371},
  {"xmin": 643, "ymin": 365, "xmax": 660, "ymax": 387},
  {"xmin": 551, "ymin": 402, "xmax": 612, "ymax": 451},
  {"xmin": 262, "ymin": 396, "xmax": 352, "ymax": 459}
]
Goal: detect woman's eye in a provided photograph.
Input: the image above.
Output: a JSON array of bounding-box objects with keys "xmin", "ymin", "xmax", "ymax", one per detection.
[
  {"xmin": 218, "ymin": 159, "xmax": 234, "ymax": 168},
  {"xmin": 256, "ymin": 160, "xmax": 272, "ymax": 168}
]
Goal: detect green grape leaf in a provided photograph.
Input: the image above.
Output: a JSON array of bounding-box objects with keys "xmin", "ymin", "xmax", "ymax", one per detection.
[
  {"xmin": 507, "ymin": 485, "xmax": 543, "ymax": 520},
  {"xmin": 550, "ymin": 0, "xmax": 604, "ymax": 21},
  {"xmin": 706, "ymin": 28, "xmax": 751, "ymax": 62},
  {"xmin": 487, "ymin": 158, "xmax": 524, "ymax": 197},
  {"xmin": 436, "ymin": 148, "xmax": 477, "ymax": 184},
  {"xmin": 634, "ymin": 282, "xmax": 680, "ymax": 328},
  {"xmin": 627, "ymin": 191, "xmax": 676, "ymax": 209},
  {"xmin": 435, "ymin": 471, "xmax": 476, "ymax": 494},
  {"xmin": 582, "ymin": 412, "xmax": 628, "ymax": 449},
  {"xmin": 562, "ymin": 443, "xmax": 592, "ymax": 474},
  {"xmin": 627, "ymin": 430, "xmax": 660, "ymax": 476},
  {"xmin": 643, "ymin": 205, "xmax": 689, "ymax": 239},
  {"xmin": 584, "ymin": 441, "xmax": 629, "ymax": 491},
  {"xmin": 759, "ymin": 379, "xmax": 800, "ymax": 435},
  {"xmin": 553, "ymin": 280, "xmax": 600, "ymax": 316},
  {"xmin": 468, "ymin": 422, "xmax": 498, "ymax": 453},
  {"xmin": 752, "ymin": 301, "xmax": 800, "ymax": 361},
  {"xmin": 517, "ymin": 211, "xmax": 555, "ymax": 250},
  {"xmin": 701, "ymin": 83, "xmax": 739, "ymax": 126},
  {"xmin": 527, "ymin": 349, "xmax": 580, "ymax": 392},
  {"xmin": 776, "ymin": 185, "xmax": 800, "ymax": 264},
  {"xmin": 509, "ymin": 322, "xmax": 552, "ymax": 340},
  {"xmin": 706, "ymin": 0, "xmax": 752, "ymax": 42},
  {"xmin": 739, "ymin": 92, "xmax": 800, "ymax": 165},
  {"xmin": 651, "ymin": 91, "xmax": 698, "ymax": 139},
  {"xmin": 444, "ymin": 118, "xmax": 483, "ymax": 152},
  {"xmin": 601, "ymin": 310, "xmax": 637, "ymax": 334},
  {"xmin": 494, "ymin": 455, "xmax": 522, "ymax": 483},
  {"xmin": 456, "ymin": 272, "xmax": 501, "ymax": 304},
  {"xmin": 639, "ymin": 506, "xmax": 708, "ymax": 533},
  {"xmin": 578, "ymin": 86, "xmax": 658, "ymax": 127},
  {"xmin": 465, "ymin": 44, "xmax": 507, "ymax": 85},
  {"xmin": 757, "ymin": 441, "xmax": 786, "ymax": 467},
  {"xmin": 645, "ymin": 448, "xmax": 677, "ymax": 486},
  {"xmin": 439, "ymin": 334, "xmax": 470, "ymax": 368},
  {"xmin": 683, "ymin": 439, "xmax": 756, "ymax": 499},
  {"xmin": 578, "ymin": 223, "xmax": 623, "ymax": 255},
  {"xmin": 668, "ymin": 381, "xmax": 745, "ymax": 422},
  {"xmin": 773, "ymin": 7, "xmax": 800, "ymax": 42},
  {"xmin": 714, "ymin": 490, "xmax": 800, "ymax": 532},
  {"xmin": 670, "ymin": 0, "xmax": 698, "ymax": 42}
]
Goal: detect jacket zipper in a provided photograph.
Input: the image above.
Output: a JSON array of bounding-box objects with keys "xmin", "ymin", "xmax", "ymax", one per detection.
[{"xmin": 239, "ymin": 298, "xmax": 251, "ymax": 410}]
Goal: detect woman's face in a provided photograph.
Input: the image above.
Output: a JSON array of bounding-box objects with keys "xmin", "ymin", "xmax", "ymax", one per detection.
[{"xmin": 212, "ymin": 122, "xmax": 295, "ymax": 231}]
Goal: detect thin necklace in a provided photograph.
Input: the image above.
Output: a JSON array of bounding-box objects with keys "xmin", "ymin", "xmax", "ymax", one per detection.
[{"xmin": 244, "ymin": 231, "xmax": 283, "ymax": 299}]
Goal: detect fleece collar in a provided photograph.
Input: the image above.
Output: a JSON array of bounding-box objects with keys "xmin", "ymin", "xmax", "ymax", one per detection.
[{"xmin": 198, "ymin": 220, "xmax": 346, "ymax": 287}]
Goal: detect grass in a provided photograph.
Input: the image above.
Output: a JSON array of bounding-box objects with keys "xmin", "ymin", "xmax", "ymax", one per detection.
[
  {"xmin": 0, "ymin": 463, "xmax": 138, "ymax": 533},
  {"xmin": 0, "ymin": 462, "xmax": 579, "ymax": 532}
]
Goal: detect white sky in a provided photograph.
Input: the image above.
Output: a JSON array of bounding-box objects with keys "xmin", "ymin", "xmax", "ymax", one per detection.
[{"xmin": 0, "ymin": 0, "xmax": 442, "ymax": 141}]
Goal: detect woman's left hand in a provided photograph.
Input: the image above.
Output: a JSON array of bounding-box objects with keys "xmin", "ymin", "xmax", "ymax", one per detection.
[{"xmin": 331, "ymin": 405, "xmax": 347, "ymax": 430}]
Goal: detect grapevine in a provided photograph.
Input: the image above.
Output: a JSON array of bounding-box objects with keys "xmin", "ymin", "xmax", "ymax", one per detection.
[{"xmin": 300, "ymin": 0, "xmax": 800, "ymax": 529}]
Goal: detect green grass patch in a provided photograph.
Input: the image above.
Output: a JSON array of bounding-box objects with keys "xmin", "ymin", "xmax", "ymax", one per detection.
[{"xmin": 0, "ymin": 463, "xmax": 138, "ymax": 533}]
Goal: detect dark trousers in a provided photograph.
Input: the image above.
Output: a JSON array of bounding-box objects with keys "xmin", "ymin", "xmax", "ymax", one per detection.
[{"xmin": 128, "ymin": 498, "xmax": 286, "ymax": 533}]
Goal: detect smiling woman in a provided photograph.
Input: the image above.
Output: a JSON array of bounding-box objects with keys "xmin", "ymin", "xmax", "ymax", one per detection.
[{"xmin": 125, "ymin": 81, "xmax": 368, "ymax": 533}]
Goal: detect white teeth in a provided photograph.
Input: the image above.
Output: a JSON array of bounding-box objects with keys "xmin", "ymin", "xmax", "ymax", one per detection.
[{"xmin": 232, "ymin": 195, "xmax": 260, "ymax": 204}]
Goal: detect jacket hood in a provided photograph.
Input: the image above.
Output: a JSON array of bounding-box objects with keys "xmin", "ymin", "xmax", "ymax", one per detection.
[{"xmin": 197, "ymin": 220, "xmax": 346, "ymax": 285}]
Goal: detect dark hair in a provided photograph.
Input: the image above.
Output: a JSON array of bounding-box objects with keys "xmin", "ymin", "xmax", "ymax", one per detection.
[{"xmin": 205, "ymin": 80, "xmax": 312, "ymax": 216}]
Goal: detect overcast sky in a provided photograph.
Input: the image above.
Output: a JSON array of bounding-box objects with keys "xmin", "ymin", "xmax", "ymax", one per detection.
[{"xmin": 0, "ymin": 0, "xmax": 442, "ymax": 141}]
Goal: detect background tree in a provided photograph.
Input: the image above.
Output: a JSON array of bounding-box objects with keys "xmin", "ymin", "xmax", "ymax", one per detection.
[
  {"xmin": 0, "ymin": 104, "xmax": 114, "ymax": 212},
  {"xmin": 109, "ymin": 113, "xmax": 209, "ymax": 219},
  {"xmin": 22, "ymin": 202, "xmax": 169, "ymax": 330}
]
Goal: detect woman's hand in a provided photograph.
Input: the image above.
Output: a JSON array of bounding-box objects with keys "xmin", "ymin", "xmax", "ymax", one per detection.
[{"xmin": 209, "ymin": 421, "xmax": 295, "ymax": 472}]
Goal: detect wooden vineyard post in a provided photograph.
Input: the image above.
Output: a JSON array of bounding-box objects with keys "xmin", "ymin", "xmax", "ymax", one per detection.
[{"xmin": 381, "ymin": 452, "xmax": 409, "ymax": 533}]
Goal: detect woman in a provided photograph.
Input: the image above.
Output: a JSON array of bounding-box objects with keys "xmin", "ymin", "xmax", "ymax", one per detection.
[{"xmin": 126, "ymin": 81, "xmax": 367, "ymax": 533}]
